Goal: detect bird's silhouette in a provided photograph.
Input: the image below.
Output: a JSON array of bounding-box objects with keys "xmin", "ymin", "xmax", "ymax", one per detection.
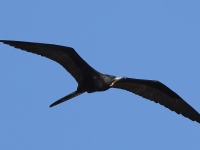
[{"xmin": 1, "ymin": 40, "xmax": 200, "ymax": 123}]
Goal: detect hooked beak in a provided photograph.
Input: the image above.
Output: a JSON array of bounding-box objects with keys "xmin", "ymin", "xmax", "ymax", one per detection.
[{"xmin": 110, "ymin": 76, "xmax": 126, "ymax": 86}]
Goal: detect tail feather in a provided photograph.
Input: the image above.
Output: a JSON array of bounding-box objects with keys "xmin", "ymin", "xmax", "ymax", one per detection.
[{"xmin": 49, "ymin": 90, "xmax": 84, "ymax": 107}]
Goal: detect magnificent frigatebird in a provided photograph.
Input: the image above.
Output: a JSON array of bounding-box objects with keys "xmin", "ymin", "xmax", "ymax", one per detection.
[{"xmin": 1, "ymin": 40, "xmax": 200, "ymax": 123}]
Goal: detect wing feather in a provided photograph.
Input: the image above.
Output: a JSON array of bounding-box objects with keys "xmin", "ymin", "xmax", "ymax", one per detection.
[
  {"xmin": 112, "ymin": 78, "xmax": 200, "ymax": 123},
  {"xmin": 0, "ymin": 40, "xmax": 98, "ymax": 84}
]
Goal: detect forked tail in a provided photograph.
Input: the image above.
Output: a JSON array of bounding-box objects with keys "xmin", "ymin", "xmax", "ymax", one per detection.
[{"xmin": 49, "ymin": 90, "xmax": 85, "ymax": 107}]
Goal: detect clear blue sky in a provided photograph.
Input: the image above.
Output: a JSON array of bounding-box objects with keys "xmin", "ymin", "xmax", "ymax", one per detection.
[{"xmin": 1, "ymin": 1, "xmax": 200, "ymax": 149}]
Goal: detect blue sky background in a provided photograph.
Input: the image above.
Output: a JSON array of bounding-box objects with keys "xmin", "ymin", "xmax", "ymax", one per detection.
[{"xmin": 1, "ymin": 1, "xmax": 200, "ymax": 149}]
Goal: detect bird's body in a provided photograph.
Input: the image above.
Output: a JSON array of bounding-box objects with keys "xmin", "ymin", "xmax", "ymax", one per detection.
[{"xmin": 1, "ymin": 40, "xmax": 200, "ymax": 124}]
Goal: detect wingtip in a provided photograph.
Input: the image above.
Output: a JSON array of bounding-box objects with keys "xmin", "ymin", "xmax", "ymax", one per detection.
[
  {"xmin": 0, "ymin": 40, "xmax": 7, "ymax": 42},
  {"xmin": 0, "ymin": 40, "xmax": 11, "ymax": 45},
  {"xmin": 195, "ymin": 117, "xmax": 200, "ymax": 124}
]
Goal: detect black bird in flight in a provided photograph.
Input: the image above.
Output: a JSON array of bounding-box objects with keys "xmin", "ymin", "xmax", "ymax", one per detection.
[{"xmin": 1, "ymin": 40, "xmax": 200, "ymax": 123}]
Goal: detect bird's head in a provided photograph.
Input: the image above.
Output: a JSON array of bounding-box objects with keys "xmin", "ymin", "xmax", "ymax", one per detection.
[{"xmin": 104, "ymin": 74, "xmax": 125, "ymax": 87}]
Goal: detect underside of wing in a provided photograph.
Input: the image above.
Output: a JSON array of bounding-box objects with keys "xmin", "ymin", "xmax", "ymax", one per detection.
[
  {"xmin": 112, "ymin": 77, "xmax": 200, "ymax": 123},
  {"xmin": 0, "ymin": 40, "xmax": 98, "ymax": 84}
]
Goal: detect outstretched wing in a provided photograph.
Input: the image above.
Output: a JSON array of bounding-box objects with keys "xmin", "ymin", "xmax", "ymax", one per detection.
[
  {"xmin": 0, "ymin": 40, "xmax": 98, "ymax": 84},
  {"xmin": 112, "ymin": 77, "xmax": 200, "ymax": 123}
]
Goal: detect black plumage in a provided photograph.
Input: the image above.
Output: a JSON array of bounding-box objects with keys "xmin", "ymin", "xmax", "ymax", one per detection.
[{"xmin": 1, "ymin": 40, "xmax": 200, "ymax": 123}]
